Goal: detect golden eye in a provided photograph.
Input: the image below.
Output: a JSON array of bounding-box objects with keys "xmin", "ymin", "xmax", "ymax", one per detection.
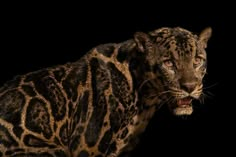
[
  {"xmin": 193, "ymin": 57, "xmax": 203, "ymax": 66},
  {"xmin": 164, "ymin": 60, "xmax": 174, "ymax": 67}
]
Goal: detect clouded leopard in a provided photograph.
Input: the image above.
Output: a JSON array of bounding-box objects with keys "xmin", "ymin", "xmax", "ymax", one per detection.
[{"xmin": 0, "ymin": 27, "xmax": 212, "ymax": 157}]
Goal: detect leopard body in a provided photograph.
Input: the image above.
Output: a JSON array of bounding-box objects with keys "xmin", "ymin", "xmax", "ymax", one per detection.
[{"xmin": 0, "ymin": 27, "xmax": 211, "ymax": 157}]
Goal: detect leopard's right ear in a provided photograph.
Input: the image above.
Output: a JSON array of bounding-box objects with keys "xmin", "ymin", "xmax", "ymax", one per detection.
[{"xmin": 134, "ymin": 32, "xmax": 153, "ymax": 53}]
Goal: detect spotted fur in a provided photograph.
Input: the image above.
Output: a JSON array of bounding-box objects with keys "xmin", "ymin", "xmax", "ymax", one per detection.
[{"xmin": 0, "ymin": 27, "xmax": 211, "ymax": 156}]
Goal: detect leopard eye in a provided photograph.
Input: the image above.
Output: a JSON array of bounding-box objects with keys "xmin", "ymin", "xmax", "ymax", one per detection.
[
  {"xmin": 193, "ymin": 57, "xmax": 203, "ymax": 67},
  {"xmin": 163, "ymin": 60, "xmax": 175, "ymax": 74},
  {"xmin": 164, "ymin": 60, "xmax": 174, "ymax": 67}
]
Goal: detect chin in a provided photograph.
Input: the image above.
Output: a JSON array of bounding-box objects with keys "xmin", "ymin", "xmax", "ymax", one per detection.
[
  {"xmin": 169, "ymin": 97, "xmax": 194, "ymax": 116},
  {"xmin": 172, "ymin": 105, "xmax": 193, "ymax": 115}
]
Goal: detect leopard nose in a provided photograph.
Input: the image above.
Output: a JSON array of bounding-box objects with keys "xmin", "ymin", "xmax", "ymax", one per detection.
[{"xmin": 181, "ymin": 82, "xmax": 197, "ymax": 93}]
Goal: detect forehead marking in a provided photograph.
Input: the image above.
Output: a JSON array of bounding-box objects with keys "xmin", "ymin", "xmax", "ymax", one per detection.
[
  {"xmin": 152, "ymin": 28, "xmax": 202, "ymax": 61},
  {"xmin": 174, "ymin": 37, "xmax": 197, "ymax": 60}
]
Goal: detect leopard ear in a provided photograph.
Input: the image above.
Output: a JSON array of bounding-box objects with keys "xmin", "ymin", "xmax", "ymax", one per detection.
[
  {"xmin": 134, "ymin": 32, "xmax": 152, "ymax": 53},
  {"xmin": 199, "ymin": 27, "xmax": 212, "ymax": 49}
]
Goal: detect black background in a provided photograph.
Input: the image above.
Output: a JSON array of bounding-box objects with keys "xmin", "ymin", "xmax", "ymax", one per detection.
[{"xmin": 1, "ymin": 2, "xmax": 235, "ymax": 156}]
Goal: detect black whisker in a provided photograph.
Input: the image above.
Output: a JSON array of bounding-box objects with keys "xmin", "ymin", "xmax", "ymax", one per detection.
[{"xmin": 203, "ymin": 82, "xmax": 219, "ymax": 90}]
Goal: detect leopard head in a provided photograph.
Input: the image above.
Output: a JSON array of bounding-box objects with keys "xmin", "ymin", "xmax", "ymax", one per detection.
[{"xmin": 134, "ymin": 27, "xmax": 212, "ymax": 115}]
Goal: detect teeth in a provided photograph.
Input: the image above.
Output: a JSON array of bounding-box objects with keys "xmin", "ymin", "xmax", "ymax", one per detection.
[{"xmin": 177, "ymin": 98, "xmax": 192, "ymax": 106}]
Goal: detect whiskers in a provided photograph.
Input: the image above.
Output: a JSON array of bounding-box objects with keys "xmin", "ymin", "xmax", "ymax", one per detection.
[
  {"xmin": 138, "ymin": 78, "xmax": 153, "ymax": 91},
  {"xmin": 168, "ymin": 87, "xmax": 189, "ymax": 99},
  {"xmin": 169, "ymin": 85, "xmax": 204, "ymax": 100},
  {"xmin": 152, "ymin": 91, "xmax": 175, "ymax": 110},
  {"xmin": 202, "ymin": 82, "xmax": 218, "ymax": 90},
  {"xmin": 156, "ymin": 95, "xmax": 175, "ymax": 110},
  {"xmin": 146, "ymin": 90, "xmax": 172, "ymax": 99},
  {"xmin": 199, "ymin": 82, "xmax": 217, "ymax": 104},
  {"xmin": 141, "ymin": 87, "xmax": 175, "ymax": 109},
  {"xmin": 138, "ymin": 77, "xmax": 217, "ymax": 114},
  {"xmin": 199, "ymin": 90, "xmax": 215, "ymax": 104}
]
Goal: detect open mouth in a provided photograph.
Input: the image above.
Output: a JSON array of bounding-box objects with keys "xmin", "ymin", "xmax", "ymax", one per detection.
[
  {"xmin": 177, "ymin": 97, "xmax": 192, "ymax": 107},
  {"xmin": 170, "ymin": 97, "xmax": 194, "ymax": 115},
  {"xmin": 172, "ymin": 97, "xmax": 194, "ymax": 115}
]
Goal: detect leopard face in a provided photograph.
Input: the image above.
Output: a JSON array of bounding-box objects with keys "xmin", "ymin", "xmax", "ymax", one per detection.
[{"xmin": 135, "ymin": 27, "xmax": 212, "ymax": 115}]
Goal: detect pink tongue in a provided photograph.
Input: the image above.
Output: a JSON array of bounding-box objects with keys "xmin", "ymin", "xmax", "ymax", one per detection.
[{"xmin": 178, "ymin": 98, "xmax": 192, "ymax": 106}]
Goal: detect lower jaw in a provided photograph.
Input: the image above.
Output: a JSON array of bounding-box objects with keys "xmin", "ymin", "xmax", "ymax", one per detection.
[{"xmin": 172, "ymin": 105, "xmax": 193, "ymax": 115}]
